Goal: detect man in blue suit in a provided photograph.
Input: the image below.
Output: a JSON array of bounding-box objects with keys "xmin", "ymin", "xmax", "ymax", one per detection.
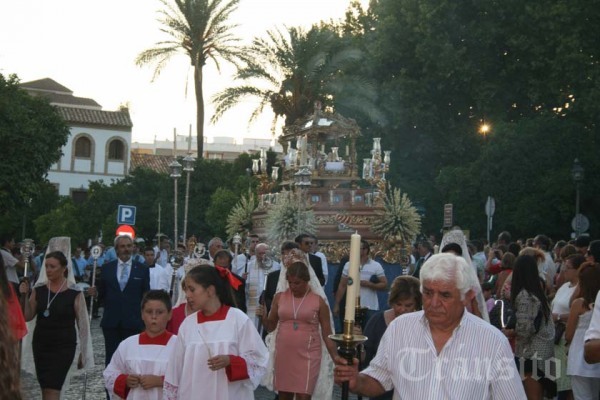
[{"xmin": 90, "ymin": 235, "xmax": 150, "ymax": 367}]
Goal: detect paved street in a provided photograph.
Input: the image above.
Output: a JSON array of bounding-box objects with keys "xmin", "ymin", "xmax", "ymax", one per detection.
[{"xmin": 21, "ymin": 316, "xmax": 353, "ymax": 399}]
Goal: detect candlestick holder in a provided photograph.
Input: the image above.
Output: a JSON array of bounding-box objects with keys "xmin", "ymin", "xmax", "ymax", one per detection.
[{"xmin": 329, "ymin": 320, "xmax": 368, "ymax": 400}]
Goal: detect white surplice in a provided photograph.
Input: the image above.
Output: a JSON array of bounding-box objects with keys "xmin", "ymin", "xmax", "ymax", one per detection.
[
  {"xmin": 163, "ymin": 305, "xmax": 269, "ymax": 400},
  {"xmin": 148, "ymin": 265, "xmax": 170, "ymax": 292},
  {"xmin": 103, "ymin": 331, "xmax": 177, "ymax": 400}
]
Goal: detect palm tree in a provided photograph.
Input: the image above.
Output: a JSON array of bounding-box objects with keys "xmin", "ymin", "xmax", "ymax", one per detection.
[
  {"xmin": 136, "ymin": 0, "xmax": 244, "ymax": 158},
  {"xmin": 211, "ymin": 25, "xmax": 385, "ymax": 128}
]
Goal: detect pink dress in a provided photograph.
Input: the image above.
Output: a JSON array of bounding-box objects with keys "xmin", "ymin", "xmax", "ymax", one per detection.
[{"xmin": 274, "ymin": 289, "xmax": 321, "ymax": 394}]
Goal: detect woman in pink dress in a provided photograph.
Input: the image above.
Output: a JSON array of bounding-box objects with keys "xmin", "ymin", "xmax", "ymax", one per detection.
[{"xmin": 260, "ymin": 257, "xmax": 337, "ymax": 399}]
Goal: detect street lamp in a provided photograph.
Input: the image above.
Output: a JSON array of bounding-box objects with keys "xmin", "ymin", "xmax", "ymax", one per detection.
[
  {"xmin": 571, "ymin": 158, "xmax": 585, "ymax": 235},
  {"xmin": 169, "ymin": 159, "xmax": 182, "ymax": 248},
  {"xmin": 479, "ymin": 122, "xmax": 490, "ymax": 137},
  {"xmin": 182, "ymin": 153, "xmax": 195, "ymax": 246}
]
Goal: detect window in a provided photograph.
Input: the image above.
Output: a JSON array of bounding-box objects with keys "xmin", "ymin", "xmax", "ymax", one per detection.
[
  {"xmin": 108, "ymin": 140, "xmax": 124, "ymax": 160},
  {"xmin": 71, "ymin": 189, "xmax": 88, "ymax": 204},
  {"xmin": 74, "ymin": 137, "xmax": 91, "ymax": 157}
]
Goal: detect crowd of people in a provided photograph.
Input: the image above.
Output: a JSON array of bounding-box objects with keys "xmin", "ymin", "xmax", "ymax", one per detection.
[{"xmin": 2, "ymin": 229, "xmax": 600, "ymax": 399}]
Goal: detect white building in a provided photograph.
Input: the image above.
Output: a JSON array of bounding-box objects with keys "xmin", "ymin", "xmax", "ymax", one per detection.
[
  {"xmin": 132, "ymin": 135, "xmax": 282, "ymax": 162},
  {"xmin": 20, "ymin": 78, "xmax": 132, "ymax": 200}
]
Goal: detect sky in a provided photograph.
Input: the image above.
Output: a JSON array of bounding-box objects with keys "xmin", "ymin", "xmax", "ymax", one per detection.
[{"xmin": 0, "ymin": 0, "xmax": 368, "ymax": 145}]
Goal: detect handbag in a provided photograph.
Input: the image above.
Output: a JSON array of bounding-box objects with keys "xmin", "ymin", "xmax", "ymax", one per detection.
[{"xmin": 489, "ymin": 299, "xmax": 516, "ymax": 330}]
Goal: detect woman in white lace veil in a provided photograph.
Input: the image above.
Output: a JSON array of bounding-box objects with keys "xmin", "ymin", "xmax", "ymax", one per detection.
[
  {"xmin": 174, "ymin": 257, "xmax": 213, "ymax": 307},
  {"xmin": 20, "ymin": 236, "xmax": 94, "ymax": 399},
  {"xmin": 440, "ymin": 229, "xmax": 490, "ymax": 322},
  {"xmin": 261, "ymin": 248, "xmax": 335, "ymax": 398}
]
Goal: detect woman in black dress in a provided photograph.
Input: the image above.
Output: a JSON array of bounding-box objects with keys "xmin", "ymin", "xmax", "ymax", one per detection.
[
  {"xmin": 20, "ymin": 242, "xmax": 92, "ymax": 400},
  {"xmin": 362, "ymin": 276, "xmax": 422, "ymax": 400}
]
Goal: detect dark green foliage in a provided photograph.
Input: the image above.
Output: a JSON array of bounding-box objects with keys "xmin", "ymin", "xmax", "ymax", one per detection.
[
  {"xmin": 339, "ymin": 0, "xmax": 600, "ymax": 239},
  {"xmin": 0, "ymin": 73, "xmax": 69, "ymax": 237}
]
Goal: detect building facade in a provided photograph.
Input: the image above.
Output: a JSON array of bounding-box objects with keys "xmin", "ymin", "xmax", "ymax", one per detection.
[{"xmin": 20, "ymin": 78, "xmax": 132, "ymax": 200}]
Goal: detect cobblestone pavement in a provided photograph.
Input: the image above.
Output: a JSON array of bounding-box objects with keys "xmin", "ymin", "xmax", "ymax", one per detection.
[{"xmin": 21, "ymin": 316, "xmax": 353, "ymax": 399}]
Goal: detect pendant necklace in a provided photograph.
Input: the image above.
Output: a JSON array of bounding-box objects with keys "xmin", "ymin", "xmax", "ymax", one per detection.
[
  {"xmin": 44, "ymin": 279, "xmax": 67, "ymax": 317},
  {"xmin": 291, "ymin": 289, "xmax": 309, "ymax": 331}
]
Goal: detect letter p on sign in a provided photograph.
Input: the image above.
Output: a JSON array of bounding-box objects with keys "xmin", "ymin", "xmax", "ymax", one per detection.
[{"xmin": 117, "ymin": 205, "xmax": 136, "ymax": 225}]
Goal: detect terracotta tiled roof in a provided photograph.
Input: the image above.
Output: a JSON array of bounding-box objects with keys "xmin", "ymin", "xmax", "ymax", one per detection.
[
  {"xmin": 56, "ymin": 107, "xmax": 133, "ymax": 128},
  {"xmin": 20, "ymin": 78, "xmax": 130, "ymax": 128},
  {"xmin": 130, "ymin": 153, "xmax": 173, "ymax": 174}
]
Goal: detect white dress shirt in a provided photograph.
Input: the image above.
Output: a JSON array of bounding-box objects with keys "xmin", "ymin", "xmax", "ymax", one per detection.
[
  {"xmin": 363, "ymin": 310, "xmax": 526, "ymax": 399},
  {"xmin": 314, "ymin": 251, "xmax": 328, "ymax": 285}
]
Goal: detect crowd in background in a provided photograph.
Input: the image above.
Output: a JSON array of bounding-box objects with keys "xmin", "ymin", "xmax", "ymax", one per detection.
[{"xmin": 2, "ymin": 229, "xmax": 600, "ymax": 399}]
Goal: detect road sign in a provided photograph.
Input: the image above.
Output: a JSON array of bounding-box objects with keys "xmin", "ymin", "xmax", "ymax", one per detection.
[
  {"xmin": 485, "ymin": 196, "xmax": 496, "ymax": 217},
  {"xmin": 116, "ymin": 225, "xmax": 136, "ymax": 239},
  {"xmin": 572, "ymin": 214, "xmax": 590, "ymax": 233},
  {"xmin": 443, "ymin": 204, "xmax": 453, "ymax": 228},
  {"xmin": 117, "ymin": 205, "xmax": 136, "ymax": 225}
]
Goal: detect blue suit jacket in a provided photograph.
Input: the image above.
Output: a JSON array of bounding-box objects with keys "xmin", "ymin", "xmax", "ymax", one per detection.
[{"xmin": 98, "ymin": 259, "xmax": 150, "ymax": 330}]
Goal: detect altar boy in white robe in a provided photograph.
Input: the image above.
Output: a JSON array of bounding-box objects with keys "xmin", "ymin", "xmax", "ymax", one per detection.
[
  {"xmin": 163, "ymin": 265, "xmax": 268, "ymax": 400},
  {"xmin": 103, "ymin": 290, "xmax": 177, "ymax": 400}
]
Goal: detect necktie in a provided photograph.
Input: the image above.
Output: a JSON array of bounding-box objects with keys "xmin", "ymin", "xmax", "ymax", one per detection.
[{"xmin": 119, "ymin": 263, "xmax": 129, "ymax": 291}]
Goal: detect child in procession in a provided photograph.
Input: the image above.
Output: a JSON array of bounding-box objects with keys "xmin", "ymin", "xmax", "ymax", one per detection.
[{"xmin": 103, "ymin": 290, "xmax": 177, "ymax": 399}]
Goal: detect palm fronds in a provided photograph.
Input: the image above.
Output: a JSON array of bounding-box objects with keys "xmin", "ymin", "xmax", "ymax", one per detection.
[
  {"xmin": 265, "ymin": 191, "xmax": 316, "ymax": 251},
  {"xmin": 372, "ymin": 185, "xmax": 421, "ymax": 244},
  {"xmin": 226, "ymin": 191, "xmax": 256, "ymax": 237}
]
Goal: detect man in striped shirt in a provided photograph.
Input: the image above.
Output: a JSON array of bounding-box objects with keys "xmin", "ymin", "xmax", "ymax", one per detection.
[{"xmin": 334, "ymin": 253, "xmax": 527, "ymax": 399}]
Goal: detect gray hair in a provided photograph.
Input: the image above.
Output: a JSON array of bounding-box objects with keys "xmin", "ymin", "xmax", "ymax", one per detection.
[
  {"xmin": 114, "ymin": 235, "xmax": 133, "ymax": 247},
  {"xmin": 419, "ymin": 253, "xmax": 478, "ymax": 300},
  {"xmin": 207, "ymin": 237, "xmax": 223, "ymax": 248},
  {"xmin": 255, "ymin": 243, "xmax": 269, "ymax": 252}
]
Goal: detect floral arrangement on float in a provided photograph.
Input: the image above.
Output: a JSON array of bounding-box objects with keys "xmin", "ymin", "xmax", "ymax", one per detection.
[
  {"xmin": 371, "ymin": 184, "xmax": 421, "ymax": 266},
  {"xmin": 226, "ymin": 191, "xmax": 257, "ymax": 238},
  {"xmin": 264, "ymin": 190, "xmax": 316, "ymax": 252}
]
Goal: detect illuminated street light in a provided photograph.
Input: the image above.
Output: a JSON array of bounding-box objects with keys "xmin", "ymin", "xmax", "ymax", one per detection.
[{"xmin": 479, "ymin": 122, "xmax": 491, "ymax": 137}]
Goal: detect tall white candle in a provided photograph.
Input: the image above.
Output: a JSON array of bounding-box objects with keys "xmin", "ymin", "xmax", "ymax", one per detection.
[{"xmin": 344, "ymin": 232, "xmax": 361, "ymax": 322}]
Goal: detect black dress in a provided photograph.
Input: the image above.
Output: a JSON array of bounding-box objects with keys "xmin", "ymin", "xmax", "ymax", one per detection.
[{"xmin": 32, "ymin": 286, "xmax": 78, "ymax": 390}]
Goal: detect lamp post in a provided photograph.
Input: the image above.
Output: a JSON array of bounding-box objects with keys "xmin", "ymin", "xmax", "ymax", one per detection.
[
  {"xmin": 169, "ymin": 159, "xmax": 182, "ymax": 248},
  {"xmin": 571, "ymin": 158, "xmax": 584, "ymax": 236},
  {"xmin": 182, "ymin": 153, "xmax": 195, "ymax": 246}
]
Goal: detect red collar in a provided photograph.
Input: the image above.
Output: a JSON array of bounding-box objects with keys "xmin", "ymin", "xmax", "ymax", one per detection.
[
  {"xmin": 139, "ymin": 331, "xmax": 173, "ymax": 345},
  {"xmin": 197, "ymin": 305, "xmax": 230, "ymax": 323}
]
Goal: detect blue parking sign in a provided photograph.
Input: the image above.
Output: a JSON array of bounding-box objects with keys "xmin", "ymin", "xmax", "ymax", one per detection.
[{"xmin": 117, "ymin": 205, "xmax": 136, "ymax": 225}]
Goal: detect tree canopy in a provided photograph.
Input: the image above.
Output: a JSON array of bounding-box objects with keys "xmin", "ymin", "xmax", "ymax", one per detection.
[
  {"xmin": 211, "ymin": 24, "xmax": 385, "ymax": 128},
  {"xmin": 336, "ymin": 0, "xmax": 600, "ymax": 239},
  {"xmin": 0, "ymin": 73, "xmax": 69, "ymax": 234}
]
